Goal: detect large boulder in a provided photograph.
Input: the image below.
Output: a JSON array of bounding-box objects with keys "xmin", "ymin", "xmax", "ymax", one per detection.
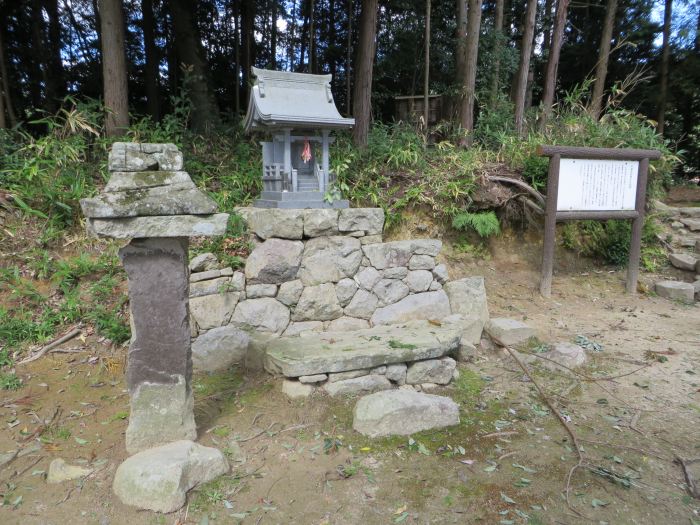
[
  {"xmin": 292, "ymin": 283, "xmax": 343, "ymax": 321},
  {"xmin": 297, "ymin": 236, "xmax": 362, "ymax": 285},
  {"xmin": 362, "ymin": 240, "xmax": 441, "ymax": 270},
  {"xmin": 353, "ymin": 390, "xmax": 459, "ymax": 437},
  {"xmin": 230, "ymin": 298, "xmax": 290, "ymax": 334},
  {"xmin": 669, "ymin": 253, "xmax": 698, "ymax": 271},
  {"xmin": 192, "ymin": 326, "xmax": 250, "ymax": 373},
  {"xmin": 370, "ymin": 290, "xmax": 451, "ymax": 326},
  {"xmin": 443, "ymin": 277, "xmax": 489, "ymax": 327},
  {"xmin": 113, "ymin": 440, "xmax": 229, "ymax": 513},
  {"xmin": 245, "ymin": 239, "xmax": 304, "ymax": 284}
]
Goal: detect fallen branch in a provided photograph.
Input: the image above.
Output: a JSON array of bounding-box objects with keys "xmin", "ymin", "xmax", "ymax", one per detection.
[
  {"xmin": 238, "ymin": 422, "xmax": 278, "ymax": 443},
  {"xmin": 18, "ymin": 327, "xmax": 82, "ymax": 365},
  {"xmin": 497, "ymin": 340, "xmax": 590, "ymax": 520}
]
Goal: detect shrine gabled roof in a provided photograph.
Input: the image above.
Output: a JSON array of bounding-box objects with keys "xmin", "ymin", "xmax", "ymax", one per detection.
[{"xmin": 243, "ymin": 67, "xmax": 355, "ymax": 133}]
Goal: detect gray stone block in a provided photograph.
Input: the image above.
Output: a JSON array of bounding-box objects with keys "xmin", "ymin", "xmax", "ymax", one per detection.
[
  {"xmin": 669, "ymin": 252, "xmax": 698, "ymax": 271},
  {"xmin": 88, "ymin": 213, "xmax": 229, "ymax": 239},
  {"xmin": 323, "ymin": 375, "xmax": 392, "ymax": 396},
  {"xmin": 236, "ymin": 207, "xmax": 304, "ymax": 239},
  {"xmin": 485, "ymin": 318, "xmax": 535, "ymax": 346},
  {"xmin": 338, "ymin": 208, "xmax": 385, "ymax": 235},
  {"xmin": 352, "ymin": 390, "xmax": 459, "ymax": 437},
  {"xmin": 293, "ymin": 283, "xmax": 343, "ymax": 321},
  {"xmin": 190, "ymin": 292, "xmax": 240, "ymax": 330},
  {"xmin": 246, "ymin": 283, "xmax": 278, "ymax": 299},
  {"xmin": 362, "ymin": 239, "xmax": 442, "ymax": 269},
  {"xmin": 655, "ymin": 280, "xmax": 695, "ymax": 303},
  {"xmin": 406, "ymin": 357, "xmax": 456, "ymax": 385},
  {"xmin": 192, "ymin": 325, "xmax": 250, "ymax": 373},
  {"xmin": 245, "ymin": 238, "xmax": 304, "ymax": 284},
  {"xmin": 230, "ymin": 298, "xmax": 290, "ymax": 334},
  {"xmin": 444, "ymin": 277, "xmax": 489, "ymax": 327},
  {"xmin": 113, "ymin": 440, "xmax": 228, "ymax": 513},
  {"xmin": 370, "ymin": 290, "xmax": 451, "ymax": 326},
  {"xmin": 303, "ymin": 209, "xmax": 339, "ymax": 237},
  {"xmin": 297, "ymin": 236, "xmax": 362, "ymax": 286}
]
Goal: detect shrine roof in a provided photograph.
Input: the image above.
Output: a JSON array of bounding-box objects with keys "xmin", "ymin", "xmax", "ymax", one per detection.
[{"xmin": 243, "ymin": 67, "xmax": 355, "ymax": 133}]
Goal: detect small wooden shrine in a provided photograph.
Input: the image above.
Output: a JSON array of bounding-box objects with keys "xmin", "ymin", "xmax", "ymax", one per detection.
[{"xmin": 244, "ymin": 67, "xmax": 354, "ymax": 208}]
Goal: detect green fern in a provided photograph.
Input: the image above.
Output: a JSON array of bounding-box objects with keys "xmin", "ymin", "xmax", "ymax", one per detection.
[{"xmin": 452, "ymin": 211, "xmax": 501, "ymax": 238}]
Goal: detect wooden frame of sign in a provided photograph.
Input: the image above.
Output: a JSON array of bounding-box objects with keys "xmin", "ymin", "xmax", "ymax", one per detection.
[{"xmin": 537, "ymin": 145, "xmax": 661, "ymax": 298}]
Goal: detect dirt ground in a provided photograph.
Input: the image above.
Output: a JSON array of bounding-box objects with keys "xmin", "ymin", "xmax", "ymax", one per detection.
[{"xmin": 1, "ymin": 224, "xmax": 699, "ymax": 525}]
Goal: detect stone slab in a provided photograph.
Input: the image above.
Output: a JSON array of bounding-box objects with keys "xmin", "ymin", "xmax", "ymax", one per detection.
[
  {"xmin": 338, "ymin": 208, "xmax": 385, "ymax": 235},
  {"xmin": 264, "ymin": 321, "xmax": 460, "ymax": 377},
  {"xmin": 236, "ymin": 207, "xmax": 304, "ymax": 239},
  {"xmin": 80, "ymin": 184, "xmax": 217, "ymax": 218},
  {"xmin": 105, "ymin": 170, "xmax": 193, "ymax": 192},
  {"xmin": 108, "ymin": 142, "xmax": 183, "ymax": 172},
  {"xmin": 88, "ymin": 213, "xmax": 229, "ymax": 238}
]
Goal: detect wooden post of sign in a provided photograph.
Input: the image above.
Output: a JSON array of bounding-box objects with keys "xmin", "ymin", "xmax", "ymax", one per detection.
[
  {"xmin": 626, "ymin": 157, "xmax": 649, "ymax": 293},
  {"xmin": 540, "ymin": 153, "xmax": 560, "ymax": 298}
]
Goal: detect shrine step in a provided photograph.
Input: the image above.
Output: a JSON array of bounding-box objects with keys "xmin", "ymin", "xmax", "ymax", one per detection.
[
  {"xmin": 254, "ymin": 199, "xmax": 349, "ymax": 209},
  {"xmin": 264, "ymin": 320, "xmax": 461, "ymax": 377},
  {"xmin": 261, "ymin": 191, "xmax": 324, "ymax": 201}
]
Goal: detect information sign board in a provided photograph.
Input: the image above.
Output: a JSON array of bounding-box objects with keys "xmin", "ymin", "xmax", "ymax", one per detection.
[{"xmin": 557, "ymin": 159, "xmax": 638, "ymax": 212}]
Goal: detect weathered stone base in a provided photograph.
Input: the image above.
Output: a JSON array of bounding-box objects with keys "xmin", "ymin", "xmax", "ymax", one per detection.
[
  {"xmin": 125, "ymin": 377, "xmax": 196, "ymax": 454},
  {"xmin": 113, "ymin": 440, "xmax": 229, "ymax": 513}
]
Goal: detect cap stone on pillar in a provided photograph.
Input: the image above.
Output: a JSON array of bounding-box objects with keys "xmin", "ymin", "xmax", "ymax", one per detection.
[
  {"xmin": 81, "ymin": 142, "xmax": 228, "ymax": 238},
  {"xmin": 81, "ymin": 143, "xmax": 229, "ymax": 454}
]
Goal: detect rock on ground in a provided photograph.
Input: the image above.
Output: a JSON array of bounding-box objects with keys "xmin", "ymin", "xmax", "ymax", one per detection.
[
  {"xmin": 47, "ymin": 458, "xmax": 93, "ymax": 483},
  {"xmin": 113, "ymin": 440, "xmax": 229, "ymax": 513},
  {"xmin": 655, "ymin": 280, "xmax": 695, "ymax": 303},
  {"xmin": 192, "ymin": 325, "xmax": 250, "ymax": 373},
  {"xmin": 540, "ymin": 342, "xmax": 587, "ymax": 370},
  {"xmin": 485, "ymin": 318, "xmax": 535, "ymax": 346},
  {"xmin": 353, "ymin": 390, "xmax": 459, "ymax": 437}
]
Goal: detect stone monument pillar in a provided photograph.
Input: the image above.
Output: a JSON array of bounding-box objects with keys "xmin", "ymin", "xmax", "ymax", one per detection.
[{"xmin": 81, "ymin": 143, "xmax": 229, "ymax": 453}]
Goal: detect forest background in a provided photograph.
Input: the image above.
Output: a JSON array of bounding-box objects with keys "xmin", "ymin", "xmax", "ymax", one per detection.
[{"xmin": 0, "ymin": 0, "xmax": 698, "ymax": 367}]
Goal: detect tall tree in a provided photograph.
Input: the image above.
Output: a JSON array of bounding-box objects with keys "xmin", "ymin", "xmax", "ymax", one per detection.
[
  {"xmin": 656, "ymin": 0, "xmax": 672, "ymax": 135},
  {"xmin": 170, "ymin": 0, "xmax": 221, "ymax": 131},
  {"xmin": 512, "ymin": 0, "xmax": 537, "ymax": 135},
  {"xmin": 241, "ymin": 0, "xmax": 255, "ymax": 104},
  {"xmin": 456, "ymin": 0, "xmax": 467, "ymax": 86},
  {"xmin": 539, "ymin": 0, "xmax": 569, "ymax": 130},
  {"xmin": 489, "ymin": 0, "xmax": 504, "ymax": 107},
  {"xmin": 352, "ymin": 0, "xmax": 378, "ymax": 147},
  {"xmin": 424, "ymin": 0, "xmax": 431, "ymax": 126},
  {"xmin": 142, "ymin": 0, "xmax": 160, "ymax": 120},
  {"xmin": 98, "ymin": 0, "xmax": 129, "ymax": 136},
  {"xmin": 458, "ymin": 0, "xmax": 483, "ymax": 144},
  {"xmin": 44, "ymin": 0, "xmax": 65, "ymax": 113},
  {"xmin": 346, "ymin": 0, "xmax": 353, "ymax": 114},
  {"xmin": 589, "ymin": 0, "xmax": 618, "ymax": 119}
]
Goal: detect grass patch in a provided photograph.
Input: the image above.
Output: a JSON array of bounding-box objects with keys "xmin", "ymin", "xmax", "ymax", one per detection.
[{"xmin": 0, "ymin": 372, "xmax": 22, "ymax": 390}]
